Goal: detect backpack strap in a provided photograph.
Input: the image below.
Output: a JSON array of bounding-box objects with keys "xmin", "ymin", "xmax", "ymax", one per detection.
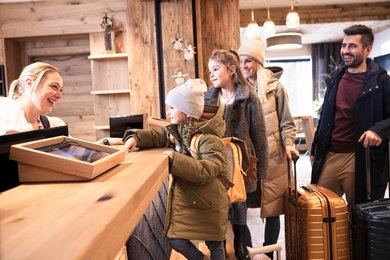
[
  {"xmin": 40, "ymin": 115, "xmax": 50, "ymax": 129},
  {"xmin": 189, "ymin": 133, "xmax": 203, "ymax": 160},
  {"xmin": 225, "ymin": 137, "xmax": 258, "ymax": 183}
]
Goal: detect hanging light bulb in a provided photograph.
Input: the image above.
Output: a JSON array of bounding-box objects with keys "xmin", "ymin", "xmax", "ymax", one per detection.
[
  {"xmin": 263, "ymin": 0, "xmax": 275, "ymax": 38},
  {"xmin": 247, "ymin": 1, "xmax": 259, "ymax": 38},
  {"xmin": 286, "ymin": 0, "xmax": 300, "ymax": 28}
]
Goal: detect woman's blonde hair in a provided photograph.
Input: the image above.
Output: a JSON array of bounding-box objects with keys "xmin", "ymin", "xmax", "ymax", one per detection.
[
  {"xmin": 209, "ymin": 49, "xmax": 251, "ymax": 88},
  {"xmin": 8, "ymin": 62, "xmax": 62, "ymax": 100}
]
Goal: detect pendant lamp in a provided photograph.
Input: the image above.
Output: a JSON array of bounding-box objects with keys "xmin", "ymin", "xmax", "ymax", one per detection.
[
  {"xmin": 247, "ymin": 0, "xmax": 259, "ymax": 38},
  {"xmin": 263, "ymin": 0, "xmax": 276, "ymax": 38},
  {"xmin": 286, "ymin": 0, "xmax": 300, "ymax": 28}
]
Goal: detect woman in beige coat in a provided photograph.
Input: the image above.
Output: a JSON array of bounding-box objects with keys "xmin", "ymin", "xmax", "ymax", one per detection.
[
  {"xmin": 124, "ymin": 79, "xmax": 230, "ymax": 260},
  {"xmin": 238, "ymin": 37, "xmax": 300, "ymax": 260}
]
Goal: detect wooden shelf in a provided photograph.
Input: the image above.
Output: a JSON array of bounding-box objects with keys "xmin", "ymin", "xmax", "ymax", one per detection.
[
  {"xmin": 89, "ymin": 32, "xmax": 130, "ymax": 140},
  {"xmin": 88, "ymin": 53, "xmax": 128, "ymax": 60},
  {"xmin": 93, "ymin": 125, "xmax": 109, "ymax": 130},
  {"xmin": 90, "ymin": 89, "xmax": 130, "ymax": 95}
]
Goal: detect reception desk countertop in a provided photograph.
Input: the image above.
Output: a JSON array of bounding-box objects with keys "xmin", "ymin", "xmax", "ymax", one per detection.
[{"xmin": 0, "ymin": 148, "xmax": 169, "ymax": 260}]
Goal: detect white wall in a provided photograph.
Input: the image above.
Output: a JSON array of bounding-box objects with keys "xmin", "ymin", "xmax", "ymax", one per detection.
[{"xmin": 370, "ymin": 27, "xmax": 390, "ymax": 58}]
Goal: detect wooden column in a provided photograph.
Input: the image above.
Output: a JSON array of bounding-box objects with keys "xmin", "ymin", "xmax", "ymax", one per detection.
[
  {"xmin": 160, "ymin": 0, "xmax": 196, "ymax": 111},
  {"xmin": 126, "ymin": 0, "xmax": 196, "ymax": 119},
  {"xmin": 195, "ymin": 0, "xmax": 241, "ymax": 87},
  {"xmin": 126, "ymin": 0, "xmax": 160, "ymax": 117}
]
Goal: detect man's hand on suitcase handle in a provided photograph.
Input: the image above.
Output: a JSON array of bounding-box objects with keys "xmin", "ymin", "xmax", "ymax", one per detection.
[{"xmin": 358, "ymin": 130, "xmax": 382, "ymax": 148}]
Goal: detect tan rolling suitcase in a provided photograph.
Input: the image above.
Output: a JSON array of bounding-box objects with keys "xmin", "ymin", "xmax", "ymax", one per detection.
[{"xmin": 284, "ymin": 157, "xmax": 350, "ymax": 260}]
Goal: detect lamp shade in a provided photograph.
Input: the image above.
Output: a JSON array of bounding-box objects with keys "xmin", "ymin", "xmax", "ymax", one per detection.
[
  {"xmin": 266, "ymin": 33, "xmax": 302, "ymax": 51},
  {"xmin": 286, "ymin": 11, "xmax": 300, "ymax": 28},
  {"xmin": 263, "ymin": 19, "xmax": 276, "ymax": 38},
  {"xmin": 247, "ymin": 19, "xmax": 259, "ymax": 39}
]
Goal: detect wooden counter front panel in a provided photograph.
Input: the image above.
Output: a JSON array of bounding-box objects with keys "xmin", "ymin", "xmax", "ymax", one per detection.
[{"xmin": 0, "ymin": 149, "xmax": 169, "ymax": 260}]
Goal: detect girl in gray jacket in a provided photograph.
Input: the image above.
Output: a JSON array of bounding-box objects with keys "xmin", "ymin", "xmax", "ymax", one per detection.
[{"xmin": 205, "ymin": 49, "xmax": 268, "ymax": 259}]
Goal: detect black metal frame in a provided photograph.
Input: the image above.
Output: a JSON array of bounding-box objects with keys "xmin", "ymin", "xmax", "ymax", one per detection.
[
  {"xmin": 154, "ymin": 0, "xmax": 166, "ymax": 119},
  {"xmin": 0, "ymin": 65, "xmax": 6, "ymax": 97}
]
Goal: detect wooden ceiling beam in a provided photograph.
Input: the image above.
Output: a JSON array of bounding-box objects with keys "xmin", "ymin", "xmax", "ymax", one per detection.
[{"xmin": 240, "ymin": 2, "xmax": 390, "ymax": 27}]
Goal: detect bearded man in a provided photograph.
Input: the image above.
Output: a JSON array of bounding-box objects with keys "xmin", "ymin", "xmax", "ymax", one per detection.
[{"xmin": 311, "ymin": 24, "xmax": 390, "ymax": 205}]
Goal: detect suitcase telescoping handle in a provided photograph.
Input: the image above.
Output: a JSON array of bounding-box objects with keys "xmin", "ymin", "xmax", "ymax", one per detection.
[
  {"xmin": 365, "ymin": 147, "xmax": 372, "ymax": 201},
  {"xmin": 287, "ymin": 154, "xmax": 300, "ymax": 200},
  {"xmin": 365, "ymin": 141, "xmax": 390, "ymax": 201}
]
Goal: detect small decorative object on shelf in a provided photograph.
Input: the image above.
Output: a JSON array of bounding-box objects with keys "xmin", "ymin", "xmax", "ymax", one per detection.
[
  {"xmin": 171, "ymin": 71, "xmax": 188, "ymax": 85},
  {"xmin": 101, "ymin": 13, "xmax": 113, "ymax": 52}
]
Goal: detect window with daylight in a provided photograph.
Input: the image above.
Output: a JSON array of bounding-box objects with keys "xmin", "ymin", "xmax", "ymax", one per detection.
[{"xmin": 265, "ymin": 57, "xmax": 313, "ymax": 117}]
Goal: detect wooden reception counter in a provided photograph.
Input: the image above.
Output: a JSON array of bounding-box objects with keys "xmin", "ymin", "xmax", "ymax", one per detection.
[{"xmin": 0, "ymin": 148, "xmax": 169, "ymax": 260}]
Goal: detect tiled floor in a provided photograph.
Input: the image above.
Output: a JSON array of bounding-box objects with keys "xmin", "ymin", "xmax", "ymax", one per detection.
[{"xmin": 246, "ymin": 153, "xmax": 312, "ymax": 260}]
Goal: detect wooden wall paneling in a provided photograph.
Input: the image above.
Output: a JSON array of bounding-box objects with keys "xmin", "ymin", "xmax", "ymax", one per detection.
[
  {"xmin": 93, "ymin": 94, "xmax": 131, "ymax": 140},
  {"xmin": 90, "ymin": 59, "xmax": 129, "ymax": 91},
  {"xmin": 62, "ymin": 115, "xmax": 96, "ymax": 141},
  {"xmin": 160, "ymin": 0, "xmax": 196, "ymax": 102},
  {"xmin": 0, "ymin": 29, "xmax": 3, "ymax": 65},
  {"xmin": 4, "ymin": 39, "xmax": 23, "ymax": 90},
  {"xmin": 127, "ymin": 0, "xmax": 160, "ymax": 117},
  {"xmin": 26, "ymin": 35, "xmax": 95, "ymax": 141},
  {"xmin": 194, "ymin": 0, "xmax": 203, "ymax": 81},
  {"xmin": 0, "ymin": 0, "xmax": 127, "ymax": 38},
  {"xmin": 196, "ymin": 0, "xmax": 240, "ymax": 87},
  {"xmin": 89, "ymin": 32, "xmax": 107, "ymax": 55},
  {"xmin": 22, "ymin": 35, "xmax": 91, "ymax": 57}
]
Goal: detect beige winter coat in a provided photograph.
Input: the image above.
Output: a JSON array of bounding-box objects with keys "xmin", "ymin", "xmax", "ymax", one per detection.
[{"xmin": 258, "ymin": 67, "xmax": 297, "ymax": 218}]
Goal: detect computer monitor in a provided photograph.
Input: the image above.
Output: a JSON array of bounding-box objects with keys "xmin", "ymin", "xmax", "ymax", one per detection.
[
  {"xmin": 0, "ymin": 125, "xmax": 69, "ymax": 192},
  {"xmin": 109, "ymin": 114, "xmax": 147, "ymax": 138}
]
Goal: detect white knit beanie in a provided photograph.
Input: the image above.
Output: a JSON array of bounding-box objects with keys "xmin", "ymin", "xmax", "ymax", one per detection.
[
  {"xmin": 165, "ymin": 79, "xmax": 207, "ymax": 119},
  {"xmin": 237, "ymin": 37, "xmax": 265, "ymax": 66}
]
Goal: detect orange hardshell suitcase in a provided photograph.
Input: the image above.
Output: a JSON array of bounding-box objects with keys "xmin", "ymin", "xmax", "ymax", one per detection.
[{"xmin": 284, "ymin": 157, "xmax": 350, "ymax": 260}]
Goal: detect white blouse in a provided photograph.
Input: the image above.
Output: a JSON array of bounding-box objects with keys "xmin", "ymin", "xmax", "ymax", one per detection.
[{"xmin": 0, "ymin": 97, "xmax": 66, "ymax": 135}]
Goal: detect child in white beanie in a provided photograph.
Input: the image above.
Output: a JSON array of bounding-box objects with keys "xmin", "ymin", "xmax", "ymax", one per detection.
[
  {"xmin": 124, "ymin": 79, "xmax": 230, "ymax": 260},
  {"xmin": 238, "ymin": 37, "xmax": 300, "ymax": 259}
]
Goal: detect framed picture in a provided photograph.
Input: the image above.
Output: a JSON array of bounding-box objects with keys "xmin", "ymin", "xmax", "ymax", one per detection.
[
  {"xmin": 10, "ymin": 136, "xmax": 126, "ymax": 183},
  {"xmin": 37, "ymin": 141, "xmax": 110, "ymax": 163}
]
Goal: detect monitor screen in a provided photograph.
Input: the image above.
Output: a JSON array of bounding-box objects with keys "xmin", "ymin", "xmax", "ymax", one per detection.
[
  {"xmin": 109, "ymin": 114, "xmax": 146, "ymax": 138},
  {"xmin": 0, "ymin": 125, "xmax": 69, "ymax": 192}
]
